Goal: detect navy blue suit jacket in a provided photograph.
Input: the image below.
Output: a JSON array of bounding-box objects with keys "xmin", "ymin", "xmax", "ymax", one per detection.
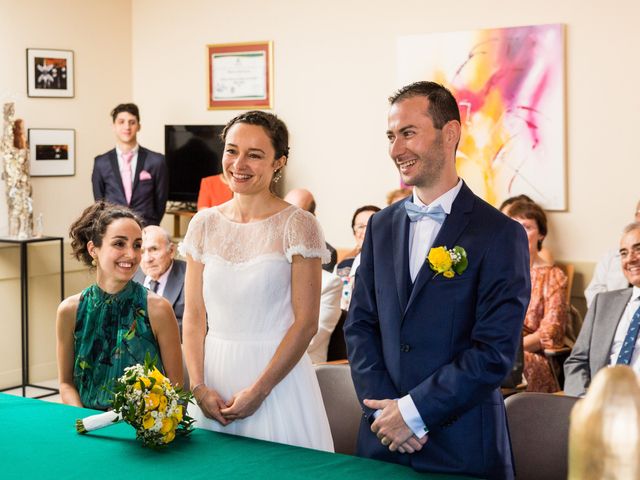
[
  {"xmin": 344, "ymin": 182, "xmax": 530, "ymax": 480},
  {"xmin": 92, "ymin": 146, "xmax": 168, "ymax": 226}
]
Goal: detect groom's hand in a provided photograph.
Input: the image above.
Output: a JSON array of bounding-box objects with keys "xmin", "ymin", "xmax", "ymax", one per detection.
[{"xmin": 365, "ymin": 398, "xmax": 425, "ymax": 453}]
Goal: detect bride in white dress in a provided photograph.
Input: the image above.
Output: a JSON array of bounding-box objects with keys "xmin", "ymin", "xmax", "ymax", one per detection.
[{"xmin": 180, "ymin": 111, "xmax": 333, "ymax": 452}]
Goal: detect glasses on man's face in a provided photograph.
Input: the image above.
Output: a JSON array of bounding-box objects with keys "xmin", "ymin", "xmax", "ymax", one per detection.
[{"xmin": 353, "ymin": 224, "xmax": 368, "ymax": 233}]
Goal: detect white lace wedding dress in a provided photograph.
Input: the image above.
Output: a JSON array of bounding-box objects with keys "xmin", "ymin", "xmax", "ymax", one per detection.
[{"xmin": 179, "ymin": 205, "xmax": 334, "ymax": 451}]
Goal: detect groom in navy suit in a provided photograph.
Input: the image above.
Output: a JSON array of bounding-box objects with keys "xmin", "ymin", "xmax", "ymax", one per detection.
[
  {"xmin": 345, "ymin": 82, "xmax": 531, "ymax": 479},
  {"xmin": 92, "ymin": 103, "xmax": 168, "ymax": 226}
]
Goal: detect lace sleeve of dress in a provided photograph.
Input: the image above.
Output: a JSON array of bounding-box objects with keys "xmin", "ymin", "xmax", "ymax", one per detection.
[
  {"xmin": 283, "ymin": 208, "xmax": 331, "ymax": 264},
  {"xmin": 178, "ymin": 210, "xmax": 207, "ymax": 262}
]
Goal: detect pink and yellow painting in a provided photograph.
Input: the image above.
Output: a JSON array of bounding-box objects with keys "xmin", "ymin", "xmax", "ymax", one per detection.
[{"xmin": 397, "ymin": 24, "xmax": 565, "ymax": 210}]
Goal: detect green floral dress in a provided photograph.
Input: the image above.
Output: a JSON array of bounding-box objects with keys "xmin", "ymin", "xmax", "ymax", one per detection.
[{"xmin": 74, "ymin": 281, "xmax": 164, "ymax": 410}]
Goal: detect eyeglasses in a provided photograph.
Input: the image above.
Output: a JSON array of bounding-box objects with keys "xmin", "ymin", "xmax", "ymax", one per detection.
[{"xmin": 353, "ymin": 224, "xmax": 368, "ymax": 232}]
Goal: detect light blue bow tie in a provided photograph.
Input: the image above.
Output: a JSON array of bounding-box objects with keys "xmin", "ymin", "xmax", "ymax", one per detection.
[{"xmin": 404, "ymin": 201, "xmax": 447, "ymax": 223}]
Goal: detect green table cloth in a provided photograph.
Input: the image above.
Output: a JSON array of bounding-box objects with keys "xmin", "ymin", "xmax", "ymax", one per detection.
[{"xmin": 0, "ymin": 393, "xmax": 476, "ymax": 479}]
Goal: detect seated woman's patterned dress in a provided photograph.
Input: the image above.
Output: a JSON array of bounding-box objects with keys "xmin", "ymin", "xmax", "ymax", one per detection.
[{"xmin": 73, "ymin": 280, "xmax": 163, "ymax": 410}]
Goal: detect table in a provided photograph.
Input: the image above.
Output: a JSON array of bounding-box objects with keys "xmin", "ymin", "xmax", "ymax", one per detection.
[
  {"xmin": 0, "ymin": 236, "xmax": 64, "ymax": 398},
  {"xmin": 0, "ymin": 394, "xmax": 474, "ymax": 479},
  {"xmin": 165, "ymin": 209, "xmax": 196, "ymax": 238}
]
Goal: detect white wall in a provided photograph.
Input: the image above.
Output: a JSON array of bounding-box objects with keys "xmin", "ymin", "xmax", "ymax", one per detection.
[
  {"xmin": 132, "ymin": 0, "xmax": 640, "ymax": 263},
  {"xmin": 0, "ymin": 0, "xmax": 133, "ymax": 238},
  {"xmin": 0, "ymin": 0, "xmax": 132, "ymax": 386}
]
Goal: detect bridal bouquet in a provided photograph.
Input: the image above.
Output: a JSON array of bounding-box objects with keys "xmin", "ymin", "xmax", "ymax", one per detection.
[{"xmin": 76, "ymin": 356, "xmax": 194, "ymax": 447}]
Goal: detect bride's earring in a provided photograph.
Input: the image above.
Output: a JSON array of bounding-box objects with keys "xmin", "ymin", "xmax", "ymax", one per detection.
[{"xmin": 272, "ymin": 168, "xmax": 282, "ymax": 184}]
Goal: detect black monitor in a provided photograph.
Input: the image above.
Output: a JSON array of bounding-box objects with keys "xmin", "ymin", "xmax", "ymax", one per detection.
[{"xmin": 164, "ymin": 125, "xmax": 225, "ymax": 202}]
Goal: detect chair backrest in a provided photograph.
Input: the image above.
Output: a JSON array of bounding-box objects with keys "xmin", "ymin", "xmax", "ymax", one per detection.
[
  {"xmin": 326, "ymin": 309, "xmax": 348, "ymax": 361},
  {"xmin": 556, "ymin": 262, "xmax": 575, "ymax": 305},
  {"xmin": 505, "ymin": 392, "xmax": 579, "ymax": 480},
  {"xmin": 314, "ymin": 363, "xmax": 361, "ymax": 455}
]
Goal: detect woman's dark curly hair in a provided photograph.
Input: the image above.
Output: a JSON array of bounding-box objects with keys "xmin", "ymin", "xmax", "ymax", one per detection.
[{"xmin": 69, "ymin": 201, "xmax": 143, "ymax": 267}]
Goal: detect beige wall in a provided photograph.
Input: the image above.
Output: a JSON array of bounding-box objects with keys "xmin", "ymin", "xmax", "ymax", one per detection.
[
  {"xmin": 1, "ymin": 0, "xmax": 638, "ymax": 384},
  {"xmin": 0, "ymin": 0, "xmax": 131, "ymax": 386},
  {"xmin": 132, "ymin": 0, "xmax": 640, "ymax": 263},
  {"xmin": 0, "ymin": 0, "xmax": 133, "ymax": 238},
  {"xmin": 0, "ymin": 243, "xmax": 91, "ymax": 387}
]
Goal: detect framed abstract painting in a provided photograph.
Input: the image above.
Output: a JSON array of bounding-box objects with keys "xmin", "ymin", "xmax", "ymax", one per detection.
[{"xmin": 398, "ymin": 24, "xmax": 566, "ymax": 210}]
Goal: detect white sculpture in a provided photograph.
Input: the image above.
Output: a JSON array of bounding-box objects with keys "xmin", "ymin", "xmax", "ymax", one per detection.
[{"xmin": 1, "ymin": 103, "xmax": 33, "ymax": 239}]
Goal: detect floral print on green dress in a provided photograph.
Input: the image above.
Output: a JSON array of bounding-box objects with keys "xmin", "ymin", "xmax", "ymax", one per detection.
[{"xmin": 74, "ymin": 280, "xmax": 164, "ymax": 410}]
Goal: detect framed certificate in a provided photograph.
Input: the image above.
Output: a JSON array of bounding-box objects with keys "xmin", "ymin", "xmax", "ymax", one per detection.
[{"xmin": 207, "ymin": 41, "xmax": 273, "ymax": 110}]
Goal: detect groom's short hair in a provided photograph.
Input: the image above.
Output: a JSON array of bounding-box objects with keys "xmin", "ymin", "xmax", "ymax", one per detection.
[{"xmin": 389, "ymin": 81, "xmax": 460, "ymax": 129}]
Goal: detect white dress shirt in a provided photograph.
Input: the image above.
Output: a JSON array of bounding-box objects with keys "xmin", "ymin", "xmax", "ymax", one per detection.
[
  {"xmin": 396, "ymin": 180, "xmax": 463, "ymax": 438},
  {"xmin": 408, "ymin": 181, "xmax": 463, "ymax": 281},
  {"xmin": 143, "ymin": 261, "xmax": 173, "ymax": 297},
  {"xmin": 608, "ymin": 286, "xmax": 640, "ymax": 372},
  {"xmin": 115, "ymin": 145, "xmax": 139, "ymax": 188}
]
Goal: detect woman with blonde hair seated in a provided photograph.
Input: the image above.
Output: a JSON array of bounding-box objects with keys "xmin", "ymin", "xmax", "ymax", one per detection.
[
  {"xmin": 569, "ymin": 365, "xmax": 640, "ymax": 480},
  {"xmin": 506, "ymin": 199, "xmax": 568, "ymax": 392}
]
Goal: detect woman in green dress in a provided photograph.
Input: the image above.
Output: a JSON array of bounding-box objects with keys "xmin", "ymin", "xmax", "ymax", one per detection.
[{"xmin": 56, "ymin": 202, "xmax": 183, "ymax": 410}]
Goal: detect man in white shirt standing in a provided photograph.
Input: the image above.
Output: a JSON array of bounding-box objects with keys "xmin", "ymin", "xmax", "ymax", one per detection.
[
  {"xmin": 584, "ymin": 200, "xmax": 639, "ymax": 306},
  {"xmin": 565, "ymin": 222, "xmax": 640, "ymax": 397},
  {"xmin": 133, "ymin": 226, "xmax": 185, "ymax": 337}
]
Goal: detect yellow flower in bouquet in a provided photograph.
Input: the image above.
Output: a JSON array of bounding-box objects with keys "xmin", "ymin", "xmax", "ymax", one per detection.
[
  {"xmin": 76, "ymin": 354, "xmax": 194, "ymax": 448},
  {"xmin": 143, "ymin": 412, "xmax": 155, "ymax": 430}
]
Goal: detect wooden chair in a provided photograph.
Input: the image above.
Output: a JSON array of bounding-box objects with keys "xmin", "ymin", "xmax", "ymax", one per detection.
[
  {"xmin": 541, "ymin": 263, "xmax": 581, "ymax": 390},
  {"xmin": 314, "ymin": 362, "xmax": 361, "ymax": 455},
  {"xmin": 505, "ymin": 392, "xmax": 579, "ymax": 480},
  {"xmin": 544, "ymin": 305, "xmax": 583, "ymax": 390},
  {"xmin": 555, "ymin": 262, "xmax": 574, "ymax": 305}
]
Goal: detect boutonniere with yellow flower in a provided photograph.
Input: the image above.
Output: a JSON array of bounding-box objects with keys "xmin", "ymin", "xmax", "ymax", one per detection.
[
  {"xmin": 427, "ymin": 245, "xmax": 468, "ymax": 279},
  {"xmin": 76, "ymin": 354, "xmax": 194, "ymax": 447}
]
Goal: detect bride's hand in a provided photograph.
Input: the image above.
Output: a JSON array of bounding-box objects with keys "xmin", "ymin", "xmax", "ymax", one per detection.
[
  {"xmin": 196, "ymin": 387, "xmax": 232, "ymax": 426},
  {"xmin": 220, "ymin": 386, "xmax": 267, "ymax": 420}
]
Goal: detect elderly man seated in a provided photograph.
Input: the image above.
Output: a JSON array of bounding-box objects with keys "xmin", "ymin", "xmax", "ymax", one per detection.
[
  {"xmin": 133, "ymin": 225, "xmax": 185, "ymax": 337},
  {"xmin": 565, "ymin": 222, "xmax": 640, "ymax": 397}
]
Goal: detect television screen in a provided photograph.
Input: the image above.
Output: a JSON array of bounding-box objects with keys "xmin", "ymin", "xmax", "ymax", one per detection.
[{"xmin": 164, "ymin": 125, "xmax": 225, "ymax": 202}]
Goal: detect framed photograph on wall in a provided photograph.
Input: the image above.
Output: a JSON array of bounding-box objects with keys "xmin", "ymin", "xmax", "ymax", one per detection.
[
  {"xmin": 26, "ymin": 49, "xmax": 74, "ymax": 98},
  {"xmin": 207, "ymin": 41, "xmax": 273, "ymax": 109},
  {"xmin": 28, "ymin": 129, "xmax": 75, "ymax": 176}
]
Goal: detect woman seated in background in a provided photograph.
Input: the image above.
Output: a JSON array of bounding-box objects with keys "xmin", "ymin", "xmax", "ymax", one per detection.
[
  {"xmin": 500, "ymin": 194, "xmax": 554, "ymax": 264},
  {"xmin": 335, "ymin": 205, "xmax": 380, "ymax": 309},
  {"xmin": 56, "ymin": 201, "xmax": 183, "ymax": 410},
  {"xmin": 569, "ymin": 365, "xmax": 640, "ymax": 479},
  {"xmin": 507, "ymin": 199, "xmax": 568, "ymax": 392},
  {"xmin": 197, "ymin": 173, "xmax": 233, "ymax": 211}
]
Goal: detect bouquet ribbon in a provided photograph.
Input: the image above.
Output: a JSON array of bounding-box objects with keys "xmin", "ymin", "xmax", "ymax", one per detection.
[{"xmin": 76, "ymin": 410, "xmax": 122, "ymax": 434}]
